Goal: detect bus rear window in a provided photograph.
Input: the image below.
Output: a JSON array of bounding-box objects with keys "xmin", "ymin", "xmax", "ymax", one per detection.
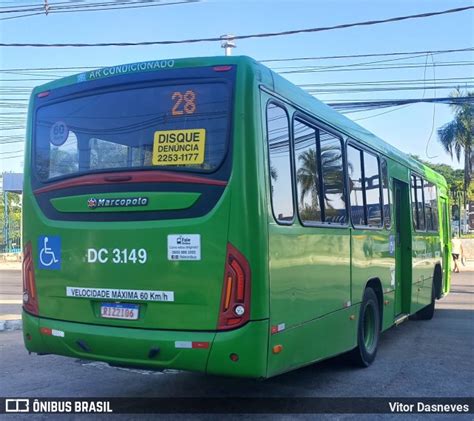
[{"xmin": 34, "ymin": 81, "xmax": 232, "ymax": 181}]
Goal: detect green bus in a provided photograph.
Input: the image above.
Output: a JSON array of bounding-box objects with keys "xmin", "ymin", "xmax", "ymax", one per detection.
[{"xmin": 22, "ymin": 56, "xmax": 451, "ymax": 378}]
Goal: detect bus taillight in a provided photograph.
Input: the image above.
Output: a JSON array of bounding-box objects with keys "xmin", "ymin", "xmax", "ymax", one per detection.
[
  {"xmin": 213, "ymin": 65, "xmax": 232, "ymax": 72},
  {"xmin": 217, "ymin": 243, "xmax": 251, "ymax": 330},
  {"xmin": 22, "ymin": 242, "xmax": 39, "ymax": 315}
]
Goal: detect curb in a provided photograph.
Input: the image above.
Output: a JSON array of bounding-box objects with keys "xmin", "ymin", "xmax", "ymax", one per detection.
[{"xmin": 0, "ymin": 319, "xmax": 22, "ymax": 332}]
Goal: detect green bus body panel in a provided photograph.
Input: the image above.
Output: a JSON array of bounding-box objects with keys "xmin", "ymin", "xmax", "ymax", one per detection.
[
  {"xmin": 351, "ymin": 230, "xmax": 394, "ymax": 308},
  {"xmin": 23, "ymin": 311, "xmax": 267, "ymax": 377},
  {"xmin": 23, "ymin": 55, "xmax": 451, "ymax": 378},
  {"xmin": 382, "ymin": 291, "xmax": 395, "ymax": 329},
  {"xmin": 438, "ymin": 196, "xmax": 451, "ymax": 294},
  {"xmin": 411, "ymin": 232, "xmax": 442, "ymax": 312},
  {"xmin": 23, "ymin": 310, "xmax": 213, "ymax": 371},
  {"xmin": 206, "ymin": 320, "xmax": 268, "ymax": 378},
  {"xmin": 51, "ymin": 192, "xmax": 200, "ymax": 213},
  {"xmin": 268, "ymin": 224, "xmax": 350, "ymax": 327},
  {"xmin": 27, "ymin": 190, "xmax": 230, "ymax": 330},
  {"xmin": 23, "ymin": 58, "xmax": 270, "ymax": 334},
  {"xmin": 267, "ymin": 305, "xmax": 359, "ymax": 377}
]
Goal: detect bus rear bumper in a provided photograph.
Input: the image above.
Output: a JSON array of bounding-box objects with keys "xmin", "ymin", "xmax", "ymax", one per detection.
[{"xmin": 22, "ymin": 311, "xmax": 269, "ymax": 378}]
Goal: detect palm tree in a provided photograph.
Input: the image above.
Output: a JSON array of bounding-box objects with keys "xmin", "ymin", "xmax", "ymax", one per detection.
[
  {"xmin": 270, "ymin": 165, "xmax": 278, "ymax": 182},
  {"xmin": 296, "ymin": 145, "xmax": 344, "ymax": 202},
  {"xmin": 296, "ymin": 148, "xmax": 319, "ymax": 211},
  {"xmin": 269, "ymin": 164, "xmax": 278, "ymax": 195},
  {"xmin": 437, "ymin": 89, "xmax": 474, "ymax": 192}
]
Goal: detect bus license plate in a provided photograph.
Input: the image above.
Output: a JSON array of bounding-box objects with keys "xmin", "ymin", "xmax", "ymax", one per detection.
[{"xmin": 100, "ymin": 303, "xmax": 139, "ymax": 320}]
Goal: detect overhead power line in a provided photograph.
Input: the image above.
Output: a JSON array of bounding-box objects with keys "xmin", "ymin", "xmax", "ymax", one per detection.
[
  {"xmin": 1, "ymin": 60, "xmax": 473, "ymax": 83},
  {"xmin": 305, "ymin": 85, "xmax": 474, "ymax": 94},
  {"xmin": 1, "ymin": 5, "xmax": 473, "ymax": 47},
  {"xmin": 278, "ymin": 61, "xmax": 474, "ymax": 74},
  {"xmin": 261, "ymin": 47, "xmax": 474, "ymax": 62},
  {"xmin": 1, "ymin": 154, "xmax": 23, "ymax": 160},
  {"xmin": 3, "ymin": 76, "xmax": 472, "ymax": 93},
  {"xmin": 0, "ymin": 46, "xmax": 472, "ymax": 72},
  {"xmin": 298, "ymin": 76, "xmax": 474, "ymax": 87},
  {"xmin": 0, "ymin": 0, "xmax": 92, "ymax": 10},
  {"xmin": 328, "ymin": 96, "xmax": 473, "ymax": 112},
  {"xmin": 0, "ymin": 149, "xmax": 23, "ymax": 155},
  {"xmin": 0, "ymin": 0, "xmax": 198, "ymax": 21},
  {"xmin": 0, "ymin": 0, "xmax": 184, "ymax": 13},
  {"xmin": 4, "ymin": 83, "xmax": 473, "ymax": 98}
]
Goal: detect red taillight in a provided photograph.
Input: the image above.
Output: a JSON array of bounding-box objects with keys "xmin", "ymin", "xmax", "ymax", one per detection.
[
  {"xmin": 217, "ymin": 243, "xmax": 251, "ymax": 330},
  {"xmin": 22, "ymin": 242, "xmax": 39, "ymax": 315},
  {"xmin": 213, "ymin": 65, "xmax": 232, "ymax": 72},
  {"xmin": 231, "ymin": 259, "xmax": 245, "ymax": 302}
]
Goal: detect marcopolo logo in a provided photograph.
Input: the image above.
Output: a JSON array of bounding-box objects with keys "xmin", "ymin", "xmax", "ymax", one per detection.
[{"xmin": 87, "ymin": 197, "xmax": 148, "ymax": 210}]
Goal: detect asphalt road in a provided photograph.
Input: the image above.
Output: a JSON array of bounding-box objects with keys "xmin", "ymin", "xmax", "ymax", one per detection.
[
  {"xmin": 0, "ymin": 270, "xmax": 22, "ymax": 296},
  {"xmin": 0, "ymin": 269, "xmax": 473, "ymax": 417},
  {"xmin": 0, "ymin": 269, "xmax": 22, "ymax": 318}
]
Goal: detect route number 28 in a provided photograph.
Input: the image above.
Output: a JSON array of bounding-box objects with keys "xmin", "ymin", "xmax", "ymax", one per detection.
[{"xmin": 172, "ymin": 90, "xmax": 196, "ymax": 115}]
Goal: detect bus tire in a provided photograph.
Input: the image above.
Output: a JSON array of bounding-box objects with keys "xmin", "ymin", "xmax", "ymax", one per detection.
[
  {"xmin": 350, "ymin": 287, "xmax": 380, "ymax": 367},
  {"xmin": 415, "ymin": 281, "xmax": 435, "ymax": 320}
]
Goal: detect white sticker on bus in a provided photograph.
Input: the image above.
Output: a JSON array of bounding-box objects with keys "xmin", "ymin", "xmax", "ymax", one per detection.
[
  {"xmin": 66, "ymin": 287, "xmax": 174, "ymax": 302},
  {"xmin": 52, "ymin": 329, "xmax": 65, "ymax": 337},
  {"xmin": 175, "ymin": 341, "xmax": 192, "ymax": 349},
  {"xmin": 390, "ymin": 265, "xmax": 396, "ymax": 287},
  {"xmin": 167, "ymin": 234, "xmax": 201, "ymax": 261}
]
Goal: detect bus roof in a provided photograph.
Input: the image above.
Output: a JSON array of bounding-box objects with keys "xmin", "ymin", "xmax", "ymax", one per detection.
[{"xmin": 31, "ymin": 55, "xmax": 447, "ymax": 189}]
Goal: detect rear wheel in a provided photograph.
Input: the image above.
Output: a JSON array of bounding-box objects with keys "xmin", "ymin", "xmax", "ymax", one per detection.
[
  {"xmin": 415, "ymin": 281, "xmax": 435, "ymax": 320},
  {"xmin": 351, "ymin": 287, "xmax": 380, "ymax": 367}
]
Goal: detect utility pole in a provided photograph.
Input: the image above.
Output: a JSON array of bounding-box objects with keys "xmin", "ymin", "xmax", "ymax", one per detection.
[
  {"xmin": 3, "ymin": 191, "xmax": 9, "ymax": 252},
  {"xmin": 220, "ymin": 34, "xmax": 236, "ymax": 56},
  {"xmin": 459, "ymin": 192, "xmax": 462, "ymax": 237}
]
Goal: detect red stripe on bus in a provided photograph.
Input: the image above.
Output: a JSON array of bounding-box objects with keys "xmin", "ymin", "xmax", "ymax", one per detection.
[
  {"xmin": 33, "ymin": 171, "xmax": 227, "ymax": 194},
  {"xmin": 192, "ymin": 342, "xmax": 210, "ymax": 349}
]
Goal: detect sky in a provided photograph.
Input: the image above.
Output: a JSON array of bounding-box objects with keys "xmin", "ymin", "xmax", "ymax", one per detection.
[{"xmin": 1, "ymin": 0, "xmax": 473, "ymax": 173}]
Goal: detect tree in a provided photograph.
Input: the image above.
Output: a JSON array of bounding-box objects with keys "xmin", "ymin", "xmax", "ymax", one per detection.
[
  {"xmin": 0, "ymin": 191, "xmax": 21, "ymax": 251},
  {"xmin": 410, "ymin": 155, "xmax": 465, "ymax": 199},
  {"xmin": 296, "ymin": 148, "xmax": 319, "ymax": 212},
  {"xmin": 296, "ymin": 144, "xmax": 344, "ymax": 219},
  {"xmin": 437, "ymin": 89, "xmax": 473, "ymax": 193}
]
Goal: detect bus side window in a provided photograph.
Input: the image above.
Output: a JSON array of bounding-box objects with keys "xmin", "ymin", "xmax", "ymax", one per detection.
[
  {"xmin": 381, "ymin": 159, "xmax": 391, "ymax": 228},
  {"xmin": 432, "ymin": 185, "xmax": 439, "ymax": 230},
  {"xmin": 416, "ymin": 176, "xmax": 426, "ymax": 230},
  {"xmin": 319, "ymin": 129, "xmax": 346, "ymax": 224},
  {"xmin": 347, "ymin": 145, "xmax": 365, "ymax": 225},
  {"xmin": 363, "ymin": 151, "xmax": 382, "ymax": 227},
  {"xmin": 411, "ymin": 175, "xmax": 419, "ymax": 229},
  {"xmin": 293, "ymin": 119, "xmax": 322, "ymax": 224},
  {"xmin": 411, "ymin": 175, "xmax": 426, "ymax": 231},
  {"xmin": 266, "ymin": 103, "xmax": 294, "ymax": 224},
  {"xmin": 424, "ymin": 180, "xmax": 438, "ymax": 231}
]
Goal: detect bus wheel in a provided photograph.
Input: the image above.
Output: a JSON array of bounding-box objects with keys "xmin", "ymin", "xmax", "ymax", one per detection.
[
  {"xmin": 351, "ymin": 287, "xmax": 380, "ymax": 367},
  {"xmin": 415, "ymin": 281, "xmax": 435, "ymax": 320}
]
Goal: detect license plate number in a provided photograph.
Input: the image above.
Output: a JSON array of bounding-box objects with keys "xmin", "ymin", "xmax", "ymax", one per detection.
[{"xmin": 100, "ymin": 303, "xmax": 139, "ymax": 320}]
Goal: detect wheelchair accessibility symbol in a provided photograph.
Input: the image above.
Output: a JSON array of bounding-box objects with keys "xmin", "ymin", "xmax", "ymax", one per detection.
[{"xmin": 38, "ymin": 236, "xmax": 61, "ymax": 270}]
